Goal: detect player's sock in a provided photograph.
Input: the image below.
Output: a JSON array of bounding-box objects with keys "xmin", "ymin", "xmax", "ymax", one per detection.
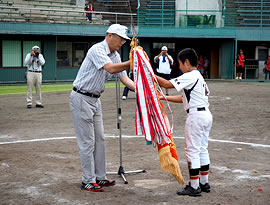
[
  {"xmin": 189, "ymin": 168, "xmax": 200, "ymax": 189},
  {"xmin": 200, "ymin": 164, "xmax": 209, "ymax": 184}
]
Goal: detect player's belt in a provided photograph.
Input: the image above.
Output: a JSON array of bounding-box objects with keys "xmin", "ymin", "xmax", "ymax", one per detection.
[
  {"xmin": 73, "ymin": 87, "xmax": 100, "ymax": 98},
  {"xmin": 186, "ymin": 107, "xmax": 205, "ymax": 114}
]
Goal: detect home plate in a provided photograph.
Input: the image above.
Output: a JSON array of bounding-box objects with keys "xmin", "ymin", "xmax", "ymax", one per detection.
[{"xmin": 133, "ymin": 179, "xmax": 173, "ymax": 189}]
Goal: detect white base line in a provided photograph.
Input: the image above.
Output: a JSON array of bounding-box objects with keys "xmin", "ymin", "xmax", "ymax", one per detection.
[{"xmin": 0, "ymin": 135, "xmax": 269, "ymax": 148}]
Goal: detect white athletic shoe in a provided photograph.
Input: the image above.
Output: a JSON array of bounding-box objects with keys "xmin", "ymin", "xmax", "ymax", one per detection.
[
  {"xmin": 239, "ymin": 77, "xmax": 242, "ymax": 79},
  {"xmin": 122, "ymin": 96, "xmax": 127, "ymax": 100},
  {"xmin": 235, "ymin": 77, "xmax": 239, "ymax": 79}
]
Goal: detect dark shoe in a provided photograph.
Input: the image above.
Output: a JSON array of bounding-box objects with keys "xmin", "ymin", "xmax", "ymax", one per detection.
[
  {"xmin": 81, "ymin": 182, "xmax": 104, "ymax": 192},
  {"xmin": 36, "ymin": 104, "xmax": 44, "ymax": 108},
  {"xmin": 27, "ymin": 105, "xmax": 32, "ymax": 109},
  {"xmin": 177, "ymin": 184, "xmax": 201, "ymax": 197},
  {"xmin": 96, "ymin": 179, "xmax": 116, "ymax": 187},
  {"xmin": 200, "ymin": 183, "xmax": 210, "ymax": 193}
]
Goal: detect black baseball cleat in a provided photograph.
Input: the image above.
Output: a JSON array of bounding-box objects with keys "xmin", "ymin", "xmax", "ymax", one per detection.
[
  {"xmin": 200, "ymin": 183, "xmax": 211, "ymax": 193},
  {"xmin": 96, "ymin": 179, "xmax": 116, "ymax": 187},
  {"xmin": 177, "ymin": 184, "xmax": 201, "ymax": 197},
  {"xmin": 36, "ymin": 104, "xmax": 44, "ymax": 108},
  {"xmin": 81, "ymin": 182, "xmax": 104, "ymax": 192}
]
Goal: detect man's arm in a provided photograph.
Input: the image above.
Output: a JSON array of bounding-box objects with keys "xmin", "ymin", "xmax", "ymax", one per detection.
[
  {"xmin": 24, "ymin": 53, "xmax": 33, "ymax": 65},
  {"xmin": 38, "ymin": 54, "xmax": 45, "ymax": 66},
  {"xmin": 103, "ymin": 61, "xmax": 130, "ymax": 74},
  {"xmin": 167, "ymin": 54, "xmax": 173, "ymax": 64},
  {"xmin": 154, "ymin": 54, "xmax": 160, "ymax": 62},
  {"xmin": 120, "ymin": 75, "xmax": 134, "ymax": 91},
  {"xmin": 156, "ymin": 75, "xmax": 174, "ymax": 89}
]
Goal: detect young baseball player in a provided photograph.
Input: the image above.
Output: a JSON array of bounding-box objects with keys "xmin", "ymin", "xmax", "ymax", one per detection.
[{"xmin": 156, "ymin": 48, "xmax": 213, "ymax": 197}]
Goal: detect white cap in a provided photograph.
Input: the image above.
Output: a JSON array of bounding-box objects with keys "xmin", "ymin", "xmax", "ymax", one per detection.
[
  {"xmin": 161, "ymin": 46, "xmax": 168, "ymax": 51},
  {"xmin": 106, "ymin": 24, "xmax": 130, "ymax": 40},
  {"xmin": 32, "ymin": 45, "xmax": 40, "ymax": 50}
]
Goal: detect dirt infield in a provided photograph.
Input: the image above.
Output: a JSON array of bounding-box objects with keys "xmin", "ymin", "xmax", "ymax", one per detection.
[{"xmin": 0, "ymin": 81, "xmax": 269, "ymax": 205}]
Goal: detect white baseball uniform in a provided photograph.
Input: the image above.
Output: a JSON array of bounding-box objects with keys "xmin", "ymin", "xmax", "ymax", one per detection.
[{"xmin": 170, "ymin": 69, "xmax": 213, "ymax": 169}]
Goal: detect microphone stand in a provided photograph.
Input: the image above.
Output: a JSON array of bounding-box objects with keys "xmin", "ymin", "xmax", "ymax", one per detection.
[{"xmin": 106, "ymin": 77, "xmax": 145, "ymax": 184}]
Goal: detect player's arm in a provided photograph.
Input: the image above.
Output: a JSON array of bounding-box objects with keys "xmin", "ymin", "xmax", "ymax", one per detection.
[
  {"xmin": 160, "ymin": 95, "xmax": 182, "ymax": 103},
  {"xmin": 103, "ymin": 61, "xmax": 130, "ymax": 74},
  {"xmin": 156, "ymin": 75, "xmax": 174, "ymax": 89}
]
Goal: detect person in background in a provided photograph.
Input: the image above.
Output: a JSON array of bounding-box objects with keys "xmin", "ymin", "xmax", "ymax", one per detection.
[
  {"xmin": 203, "ymin": 56, "xmax": 209, "ymax": 79},
  {"xmin": 122, "ymin": 69, "xmax": 134, "ymax": 100},
  {"xmin": 25, "ymin": 46, "xmax": 45, "ymax": 109},
  {"xmin": 197, "ymin": 55, "xmax": 204, "ymax": 76},
  {"xmin": 84, "ymin": 1, "xmax": 94, "ymax": 22},
  {"xmin": 236, "ymin": 49, "xmax": 245, "ymax": 80},
  {"xmin": 264, "ymin": 55, "xmax": 270, "ymax": 80},
  {"xmin": 154, "ymin": 46, "xmax": 173, "ymax": 96},
  {"xmin": 70, "ymin": 24, "xmax": 134, "ymax": 192}
]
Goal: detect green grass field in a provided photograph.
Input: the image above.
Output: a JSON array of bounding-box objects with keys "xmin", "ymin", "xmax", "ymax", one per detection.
[{"xmin": 0, "ymin": 82, "xmax": 122, "ymax": 96}]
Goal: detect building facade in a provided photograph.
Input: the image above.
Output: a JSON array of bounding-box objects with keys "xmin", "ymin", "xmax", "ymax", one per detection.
[{"xmin": 0, "ymin": 0, "xmax": 269, "ymax": 83}]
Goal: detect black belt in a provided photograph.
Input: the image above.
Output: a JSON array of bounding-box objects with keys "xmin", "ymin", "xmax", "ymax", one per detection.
[
  {"xmin": 186, "ymin": 107, "xmax": 205, "ymax": 114},
  {"xmin": 28, "ymin": 70, "xmax": 41, "ymax": 73},
  {"xmin": 73, "ymin": 87, "xmax": 100, "ymax": 98}
]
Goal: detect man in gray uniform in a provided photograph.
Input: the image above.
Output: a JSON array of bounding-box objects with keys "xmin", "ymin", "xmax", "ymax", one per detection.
[{"xmin": 70, "ymin": 24, "xmax": 134, "ymax": 192}]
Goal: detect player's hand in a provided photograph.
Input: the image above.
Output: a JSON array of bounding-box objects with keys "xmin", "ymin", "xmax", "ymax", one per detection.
[
  {"xmin": 31, "ymin": 51, "xmax": 35, "ymax": 56},
  {"xmin": 157, "ymin": 90, "xmax": 165, "ymax": 100}
]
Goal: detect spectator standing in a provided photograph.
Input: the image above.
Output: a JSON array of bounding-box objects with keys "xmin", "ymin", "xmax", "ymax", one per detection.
[
  {"xmin": 197, "ymin": 55, "xmax": 204, "ymax": 75},
  {"xmin": 70, "ymin": 24, "xmax": 134, "ymax": 192},
  {"xmin": 203, "ymin": 56, "xmax": 209, "ymax": 79},
  {"xmin": 25, "ymin": 46, "xmax": 45, "ymax": 109},
  {"xmin": 236, "ymin": 49, "xmax": 245, "ymax": 80},
  {"xmin": 264, "ymin": 55, "xmax": 270, "ymax": 80},
  {"xmin": 154, "ymin": 46, "xmax": 173, "ymax": 95},
  {"xmin": 84, "ymin": 2, "xmax": 94, "ymax": 22}
]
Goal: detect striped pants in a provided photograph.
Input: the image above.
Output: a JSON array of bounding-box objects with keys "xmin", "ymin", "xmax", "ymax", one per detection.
[{"xmin": 69, "ymin": 90, "xmax": 106, "ymax": 184}]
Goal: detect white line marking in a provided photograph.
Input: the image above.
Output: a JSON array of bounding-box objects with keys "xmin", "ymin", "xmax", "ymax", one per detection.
[
  {"xmin": 0, "ymin": 135, "xmax": 269, "ymax": 148},
  {"xmin": 0, "ymin": 136, "xmax": 75, "ymax": 145}
]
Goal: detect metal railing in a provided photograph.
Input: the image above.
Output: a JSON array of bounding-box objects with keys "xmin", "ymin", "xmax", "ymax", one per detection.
[
  {"xmin": 1, "ymin": 5, "xmax": 270, "ymax": 28},
  {"xmin": 137, "ymin": 8, "xmax": 270, "ymax": 28}
]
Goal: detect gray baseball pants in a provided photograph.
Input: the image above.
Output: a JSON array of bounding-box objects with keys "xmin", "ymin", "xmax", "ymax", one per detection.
[{"xmin": 70, "ymin": 90, "xmax": 106, "ymax": 184}]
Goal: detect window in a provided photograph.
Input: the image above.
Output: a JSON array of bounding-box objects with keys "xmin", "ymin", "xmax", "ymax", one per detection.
[
  {"xmin": 2, "ymin": 40, "xmax": 21, "ymax": 67},
  {"xmin": 57, "ymin": 41, "xmax": 89, "ymax": 68},
  {"xmin": 187, "ymin": 15, "xmax": 216, "ymax": 27},
  {"xmin": 1, "ymin": 40, "xmax": 41, "ymax": 68}
]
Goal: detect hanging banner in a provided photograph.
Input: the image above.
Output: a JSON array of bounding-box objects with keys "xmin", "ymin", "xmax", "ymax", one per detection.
[{"xmin": 131, "ymin": 43, "xmax": 184, "ymax": 184}]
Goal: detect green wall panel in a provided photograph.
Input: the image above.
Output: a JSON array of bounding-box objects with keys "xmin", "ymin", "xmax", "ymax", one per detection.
[
  {"xmin": 43, "ymin": 38, "xmax": 56, "ymax": 81},
  {"xmin": 56, "ymin": 68, "xmax": 79, "ymax": 81},
  {"xmin": 220, "ymin": 40, "xmax": 234, "ymax": 79},
  {"xmin": 0, "ymin": 69, "xmax": 26, "ymax": 82}
]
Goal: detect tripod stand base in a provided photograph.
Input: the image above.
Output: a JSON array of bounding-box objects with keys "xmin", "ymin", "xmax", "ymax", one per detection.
[{"xmin": 107, "ymin": 166, "xmax": 146, "ymax": 184}]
